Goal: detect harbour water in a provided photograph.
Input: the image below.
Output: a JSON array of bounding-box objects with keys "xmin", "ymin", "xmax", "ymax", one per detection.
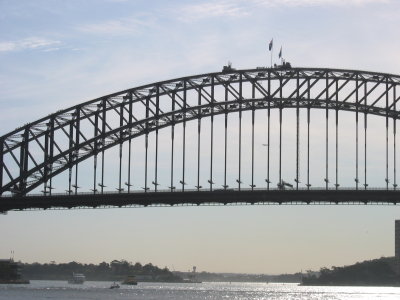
[{"xmin": 0, "ymin": 281, "xmax": 399, "ymax": 300}]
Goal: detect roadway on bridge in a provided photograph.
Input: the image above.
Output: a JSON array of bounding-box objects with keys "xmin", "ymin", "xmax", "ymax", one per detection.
[{"xmin": 1, "ymin": 188, "xmax": 399, "ymax": 212}]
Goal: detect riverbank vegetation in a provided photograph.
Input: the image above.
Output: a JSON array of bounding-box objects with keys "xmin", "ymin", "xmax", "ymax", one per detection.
[
  {"xmin": 302, "ymin": 257, "xmax": 399, "ymax": 286},
  {"xmin": 21, "ymin": 260, "xmax": 182, "ymax": 282}
]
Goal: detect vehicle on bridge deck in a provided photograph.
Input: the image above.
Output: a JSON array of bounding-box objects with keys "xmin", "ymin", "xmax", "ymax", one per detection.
[{"xmin": 277, "ymin": 180, "xmax": 294, "ymax": 190}]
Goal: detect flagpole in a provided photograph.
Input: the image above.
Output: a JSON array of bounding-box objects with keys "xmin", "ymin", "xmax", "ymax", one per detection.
[
  {"xmin": 270, "ymin": 39, "xmax": 273, "ymax": 68},
  {"xmin": 271, "ymin": 46, "xmax": 273, "ymax": 68}
]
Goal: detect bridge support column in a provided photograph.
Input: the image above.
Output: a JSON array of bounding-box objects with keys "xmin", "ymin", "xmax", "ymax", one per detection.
[
  {"xmin": 74, "ymin": 108, "xmax": 81, "ymax": 195},
  {"xmin": 182, "ymin": 81, "xmax": 187, "ymax": 192},
  {"xmin": 44, "ymin": 126, "xmax": 49, "ymax": 194},
  {"xmin": 49, "ymin": 119, "xmax": 54, "ymax": 195},
  {"xmin": 127, "ymin": 93, "xmax": 133, "ymax": 193},
  {"xmin": 394, "ymin": 86, "xmax": 397, "ymax": 190},
  {"xmin": 68, "ymin": 121, "xmax": 73, "ymax": 195},
  {"xmin": 209, "ymin": 76, "xmax": 214, "ymax": 192},
  {"xmin": 170, "ymin": 92, "xmax": 175, "ymax": 192},
  {"xmin": 0, "ymin": 137, "xmax": 3, "ymax": 196},
  {"xmin": 19, "ymin": 129, "xmax": 29, "ymax": 195}
]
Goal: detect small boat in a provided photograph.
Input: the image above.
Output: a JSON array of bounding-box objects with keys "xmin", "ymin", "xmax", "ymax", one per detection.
[
  {"xmin": 121, "ymin": 275, "xmax": 138, "ymax": 285},
  {"xmin": 68, "ymin": 272, "xmax": 85, "ymax": 284},
  {"xmin": 109, "ymin": 282, "xmax": 120, "ymax": 289}
]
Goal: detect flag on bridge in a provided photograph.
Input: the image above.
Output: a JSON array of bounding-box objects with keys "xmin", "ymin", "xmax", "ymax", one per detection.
[
  {"xmin": 269, "ymin": 39, "xmax": 273, "ymax": 51},
  {"xmin": 278, "ymin": 46, "xmax": 282, "ymax": 59}
]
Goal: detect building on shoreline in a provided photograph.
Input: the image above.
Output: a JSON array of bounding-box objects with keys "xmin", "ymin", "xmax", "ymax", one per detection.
[
  {"xmin": 395, "ymin": 220, "xmax": 400, "ymax": 275},
  {"xmin": 0, "ymin": 259, "xmax": 29, "ymax": 284}
]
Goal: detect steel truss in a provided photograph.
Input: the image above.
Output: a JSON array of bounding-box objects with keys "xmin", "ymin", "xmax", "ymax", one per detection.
[{"xmin": 1, "ymin": 67, "xmax": 400, "ymax": 201}]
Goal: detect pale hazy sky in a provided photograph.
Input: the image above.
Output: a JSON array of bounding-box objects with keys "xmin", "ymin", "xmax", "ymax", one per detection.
[{"xmin": 1, "ymin": 0, "xmax": 400, "ymax": 274}]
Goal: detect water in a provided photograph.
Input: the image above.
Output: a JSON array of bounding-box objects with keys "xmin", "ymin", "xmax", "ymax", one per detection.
[{"xmin": 0, "ymin": 281, "xmax": 399, "ymax": 299}]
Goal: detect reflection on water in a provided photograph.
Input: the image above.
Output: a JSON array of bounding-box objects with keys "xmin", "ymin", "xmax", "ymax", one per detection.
[{"xmin": 0, "ymin": 281, "xmax": 399, "ymax": 300}]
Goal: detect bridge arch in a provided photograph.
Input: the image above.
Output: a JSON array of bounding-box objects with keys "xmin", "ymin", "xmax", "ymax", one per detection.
[{"xmin": 1, "ymin": 67, "xmax": 400, "ymax": 196}]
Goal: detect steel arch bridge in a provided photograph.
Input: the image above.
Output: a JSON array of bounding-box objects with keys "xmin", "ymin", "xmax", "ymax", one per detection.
[{"xmin": 1, "ymin": 66, "xmax": 400, "ymax": 212}]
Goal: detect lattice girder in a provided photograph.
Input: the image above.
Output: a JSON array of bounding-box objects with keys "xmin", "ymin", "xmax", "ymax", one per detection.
[{"xmin": 1, "ymin": 67, "xmax": 400, "ymax": 195}]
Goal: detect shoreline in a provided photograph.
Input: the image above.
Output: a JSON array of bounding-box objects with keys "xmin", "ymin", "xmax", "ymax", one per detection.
[{"xmin": 300, "ymin": 283, "xmax": 400, "ymax": 287}]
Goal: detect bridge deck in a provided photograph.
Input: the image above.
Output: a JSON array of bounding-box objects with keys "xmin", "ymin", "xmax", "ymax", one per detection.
[{"xmin": 1, "ymin": 189, "xmax": 399, "ymax": 212}]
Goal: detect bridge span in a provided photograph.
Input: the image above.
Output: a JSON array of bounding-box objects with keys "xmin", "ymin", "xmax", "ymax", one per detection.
[
  {"xmin": 1, "ymin": 66, "xmax": 400, "ymax": 212},
  {"xmin": 1, "ymin": 188, "xmax": 400, "ymax": 212}
]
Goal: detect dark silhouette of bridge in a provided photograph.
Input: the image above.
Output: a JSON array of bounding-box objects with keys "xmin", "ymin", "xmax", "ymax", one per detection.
[{"xmin": 1, "ymin": 66, "xmax": 400, "ymax": 212}]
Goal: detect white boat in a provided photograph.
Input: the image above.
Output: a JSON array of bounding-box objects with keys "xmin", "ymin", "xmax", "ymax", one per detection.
[{"xmin": 68, "ymin": 272, "xmax": 85, "ymax": 284}]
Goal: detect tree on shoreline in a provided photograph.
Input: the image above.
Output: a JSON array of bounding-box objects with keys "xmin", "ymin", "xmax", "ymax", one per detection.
[
  {"xmin": 20, "ymin": 260, "xmax": 183, "ymax": 282},
  {"xmin": 302, "ymin": 257, "xmax": 399, "ymax": 286}
]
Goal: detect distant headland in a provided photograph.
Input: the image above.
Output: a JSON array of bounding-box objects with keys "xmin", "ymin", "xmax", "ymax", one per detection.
[{"xmin": 301, "ymin": 257, "xmax": 400, "ymax": 286}]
